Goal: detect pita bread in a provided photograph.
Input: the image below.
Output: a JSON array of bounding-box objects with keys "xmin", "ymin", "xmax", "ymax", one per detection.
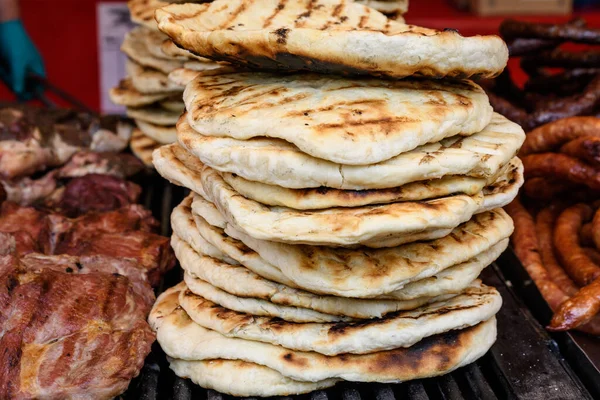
[
  {"xmin": 177, "ymin": 113, "xmax": 525, "ymax": 190},
  {"xmin": 151, "ymin": 287, "xmax": 339, "ymax": 395},
  {"xmin": 131, "ymin": 128, "xmax": 162, "ymax": 167},
  {"xmin": 224, "ymin": 158, "xmax": 522, "ymax": 210},
  {"xmin": 156, "ymin": 0, "xmax": 507, "ymax": 79},
  {"xmin": 173, "ymin": 232, "xmax": 464, "ymax": 319},
  {"xmin": 155, "ymin": 150, "xmax": 518, "ymax": 249},
  {"xmin": 168, "ymin": 358, "xmax": 338, "ymax": 396},
  {"xmin": 171, "ymin": 196, "xmax": 239, "ymax": 265},
  {"xmin": 356, "ymin": 0, "xmax": 409, "ymax": 14},
  {"xmin": 183, "ymin": 270, "xmax": 352, "ymax": 323},
  {"xmin": 179, "ymin": 281, "xmax": 501, "ymax": 355},
  {"xmin": 184, "ymin": 271, "xmax": 349, "ymax": 323},
  {"xmin": 128, "ymin": 107, "xmax": 180, "ymax": 126},
  {"xmin": 194, "ymin": 221, "xmax": 508, "ymax": 301},
  {"xmin": 183, "ymin": 60, "xmax": 223, "ymax": 72},
  {"xmin": 126, "ymin": 59, "xmax": 183, "ymax": 94},
  {"xmin": 155, "ymin": 142, "xmax": 521, "ymax": 210},
  {"xmin": 150, "ymin": 283, "xmax": 186, "ymax": 331},
  {"xmin": 157, "ymin": 306, "xmax": 497, "ymax": 384},
  {"xmin": 109, "ymin": 78, "xmax": 171, "ymax": 107},
  {"xmin": 136, "ymin": 120, "xmax": 177, "ymax": 144},
  {"xmin": 159, "ymin": 98, "xmax": 185, "ymax": 113},
  {"xmin": 183, "ymin": 72, "xmax": 492, "ymax": 164},
  {"xmin": 172, "ymin": 195, "xmax": 509, "ymax": 299},
  {"xmin": 122, "ymin": 27, "xmax": 185, "ymax": 74},
  {"xmin": 189, "ymin": 196, "xmax": 512, "ymax": 296},
  {"xmin": 161, "ymin": 39, "xmax": 214, "ymax": 62},
  {"xmin": 191, "ymin": 163, "xmax": 519, "ymax": 247},
  {"xmin": 142, "ymin": 29, "xmax": 183, "ymax": 60},
  {"xmin": 128, "ymin": 0, "xmax": 167, "ymax": 31}
]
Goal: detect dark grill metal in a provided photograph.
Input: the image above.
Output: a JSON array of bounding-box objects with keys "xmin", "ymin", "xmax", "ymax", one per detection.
[{"xmin": 124, "ymin": 174, "xmax": 597, "ymax": 400}]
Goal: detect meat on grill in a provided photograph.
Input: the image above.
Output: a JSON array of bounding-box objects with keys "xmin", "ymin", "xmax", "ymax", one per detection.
[
  {"xmin": 53, "ymin": 174, "xmax": 142, "ymax": 217},
  {"xmin": 57, "ymin": 151, "xmax": 143, "ymax": 179},
  {"xmin": 2, "ymin": 151, "xmax": 144, "ymax": 207},
  {"xmin": 0, "ymin": 202, "xmax": 174, "ymax": 287},
  {"xmin": 0, "ymin": 105, "xmax": 133, "ymax": 180},
  {"xmin": 0, "ymin": 235, "xmax": 155, "ymax": 399}
]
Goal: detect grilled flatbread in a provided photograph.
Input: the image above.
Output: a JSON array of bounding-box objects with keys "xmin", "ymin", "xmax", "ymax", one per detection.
[
  {"xmin": 177, "ymin": 113, "xmax": 525, "ymax": 190},
  {"xmin": 179, "ymin": 281, "xmax": 501, "ymax": 355},
  {"xmin": 156, "ymin": 0, "xmax": 507, "ymax": 79},
  {"xmin": 156, "ymin": 302, "xmax": 496, "ymax": 384},
  {"xmin": 161, "ymin": 39, "xmax": 212, "ymax": 62},
  {"xmin": 142, "ymin": 29, "xmax": 184, "ymax": 60},
  {"xmin": 136, "ymin": 120, "xmax": 177, "ymax": 144},
  {"xmin": 183, "ymin": 73, "xmax": 492, "ymax": 164},
  {"xmin": 129, "ymin": 0, "xmax": 168, "ymax": 31},
  {"xmin": 131, "ymin": 128, "xmax": 162, "ymax": 167},
  {"xmin": 225, "ymin": 158, "xmax": 522, "ymax": 210},
  {"xmin": 186, "ymin": 196, "xmax": 512, "ymax": 297},
  {"xmin": 122, "ymin": 27, "xmax": 185, "ymax": 74},
  {"xmin": 190, "ymin": 164, "xmax": 518, "ymax": 247},
  {"xmin": 126, "ymin": 59, "xmax": 183, "ymax": 94},
  {"xmin": 183, "ymin": 270, "xmax": 349, "ymax": 323},
  {"xmin": 168, "ymin": 358, "xmax": 338, "ymax": 396},
  {"xmin": 171, "ymin": 196, "xmax": 238, "ymax": 265},
  {"xmin": 159, "ymin": 98, "xmax": 185, "ymax": 113},
  {"xmin": 109, "ymin": 78, "xmax": 171, "ymax": 107},
  {"xmin": 173, "ymin": 232, "xmax": 467, "ymax": 318},
  {"xmin": 156, "ymin": 143, "xmax": 522, "ymax": 210},
  {"xmin": 128, "ymin": 106, "xmax": 180, "ymax": 126}
]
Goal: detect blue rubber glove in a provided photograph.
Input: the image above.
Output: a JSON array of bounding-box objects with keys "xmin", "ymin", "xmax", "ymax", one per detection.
[{"xmin": 0, "ymin": 20, "xmax": 45, "ymax": 100}]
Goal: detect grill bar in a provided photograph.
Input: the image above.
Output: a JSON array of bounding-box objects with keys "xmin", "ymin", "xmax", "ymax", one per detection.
[{"xmin": 124, "ymin": 178, "xmax": 597, "ymax": 400}]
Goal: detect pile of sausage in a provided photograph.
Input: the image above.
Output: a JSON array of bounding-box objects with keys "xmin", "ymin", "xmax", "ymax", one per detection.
[
  {"xmin": 484, "ymin": 19, "xmax": 600, "ymax": 131},
  {"xmin": 506, "ymin": 116, "xmax": 600, "ymax": 334}
]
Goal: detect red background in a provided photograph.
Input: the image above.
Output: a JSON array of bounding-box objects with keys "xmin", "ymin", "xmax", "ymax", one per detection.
[{"xmin": 1, "ymin": 0, "xmax": 599, "ymax": 111}]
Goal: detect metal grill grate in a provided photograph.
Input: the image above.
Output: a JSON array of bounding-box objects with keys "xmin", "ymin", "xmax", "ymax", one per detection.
[{"xmin": 124, "ymin": 174, "xmax": 595, "ymax": 400}]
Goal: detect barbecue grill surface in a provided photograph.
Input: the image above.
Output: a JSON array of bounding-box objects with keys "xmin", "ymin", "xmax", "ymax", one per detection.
[{"xmin": 124, "ymin": 175, "xmax": 595, "ymax": 400}]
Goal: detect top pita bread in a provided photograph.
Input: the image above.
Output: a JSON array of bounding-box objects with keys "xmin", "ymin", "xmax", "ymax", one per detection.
[
  {"xmin": 183, "ymin": 71, "xmax": 492, "ymax": 164},
  {"xmin": 156, "ymin": 0, "xmax": 507, "ymax": 79}
]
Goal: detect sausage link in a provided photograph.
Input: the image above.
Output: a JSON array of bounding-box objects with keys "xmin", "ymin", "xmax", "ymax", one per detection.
[
  {"xmin": 560, "ymin": 136, "xmax": 600, "ymax": 166},
  {"xmin": 520, "ymin": 116, "xmax": 600, "ymax": 155},
  {"xmin": 554, "ymin": 204, "xmax": 600, "ymax": 286},
  {"xmin": 522, "ymin": 153, "xmax": 600, "ymax": 190},
  {"xmin": 549, "ymin": 277, "xmax": 600, "ymax": 330},
  {"xmin": 536, "ymin": 205, "xmax": 579, "ymax": 296}
]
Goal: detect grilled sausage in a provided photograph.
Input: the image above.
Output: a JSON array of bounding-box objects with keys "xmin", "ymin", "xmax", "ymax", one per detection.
[
  {"xmin": 554, "ymin": 204, "xmax": 600, "ymax": 286},
  {"xmin": 520, "ymin": 116, "xmax": 600, "ymax": 155}
]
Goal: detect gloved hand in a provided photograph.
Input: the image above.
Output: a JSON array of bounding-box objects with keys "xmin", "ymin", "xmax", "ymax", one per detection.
[{"xmin": 0, "ymin": 20, "xmax": 45, "ymax": 100}]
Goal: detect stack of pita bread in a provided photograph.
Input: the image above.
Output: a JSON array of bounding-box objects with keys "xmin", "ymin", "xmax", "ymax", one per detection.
[
  {"xmin": 148, "ymin": 0, "xmax": 525, "ymax": 396},
  {"xmin": 109, "ymin": 0, "xmax": 221, "ymax": 166}
]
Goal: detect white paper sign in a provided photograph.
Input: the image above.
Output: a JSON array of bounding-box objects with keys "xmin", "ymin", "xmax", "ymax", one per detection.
[{"xmin": 96, "ymin": 2, "xmax": 136, "ymax": 114}]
